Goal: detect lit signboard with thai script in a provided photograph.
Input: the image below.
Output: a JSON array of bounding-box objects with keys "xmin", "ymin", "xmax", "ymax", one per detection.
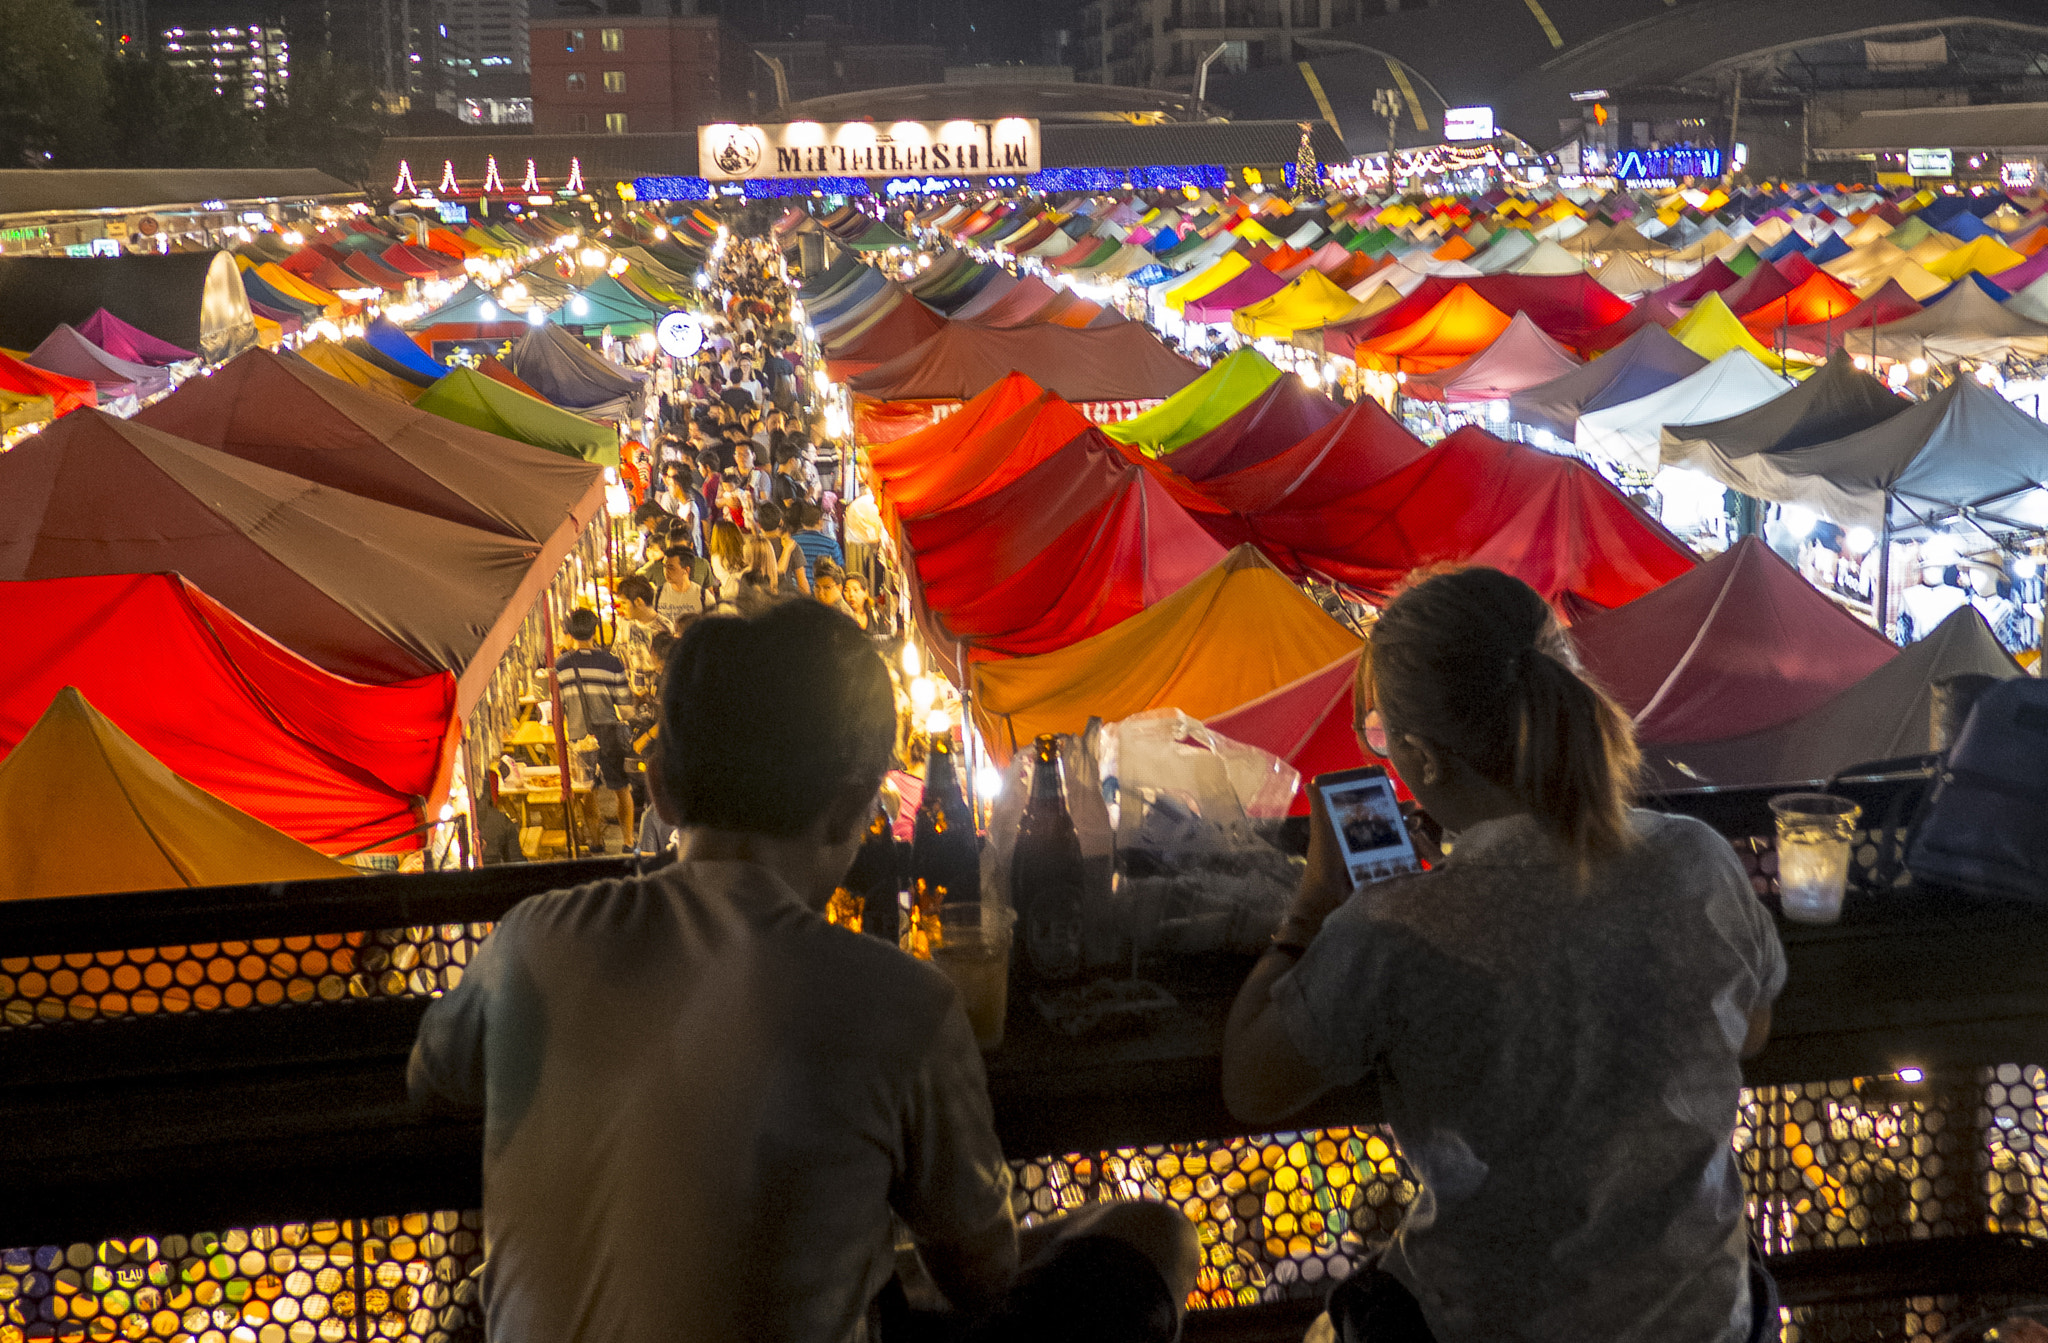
[
  {"xmin": 1442, "ymin": 107, "xmax": 1494, "ymax": 141},
  {"xmin": 1613, "ymin": 146, "xmax": 1722, "ymax": 181},
  {"xmin": 1908, "ymin": 147, "xmax": 1953, "ymax": 176},
  {"xmin": 698, "ymin": 119, "xmax": 1040, "ymax": 181}
]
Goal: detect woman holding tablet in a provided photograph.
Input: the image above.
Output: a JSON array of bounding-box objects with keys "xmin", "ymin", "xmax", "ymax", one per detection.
[{"xmin": 1222, "ymin": 567, "xmax": 1785, "ymax": 1343}]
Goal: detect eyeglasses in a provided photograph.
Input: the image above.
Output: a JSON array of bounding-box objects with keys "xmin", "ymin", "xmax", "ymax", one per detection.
[{"xmin": 1358, "ymin": 709, "xmax": 1391, "ymax": 758}]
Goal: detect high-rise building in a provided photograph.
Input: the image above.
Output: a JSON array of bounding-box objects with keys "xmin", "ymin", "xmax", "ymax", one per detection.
[
  {"xmin": 436, "ymin": 0, "xmax": 527, "ymax": 76},
  {"xmin": 160, "ymin": 21, "xmax": 291, "ymax": 107},
  {"xmin": 527, "ymin": 1, "xmax": 746, "ymax": 135}
]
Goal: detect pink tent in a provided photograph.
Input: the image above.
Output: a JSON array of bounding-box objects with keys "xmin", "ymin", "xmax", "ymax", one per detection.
[
  {"xmin": 77, "ymin": 309, "xmax": 197, "ymax": 366},
  {"xmin": 1403, "ymin": 311, "xmax": 1582, "ymax": 403},
  {"xmin": 1182, "ymin": 265, "xmax": 1289, "ymax": 323}
]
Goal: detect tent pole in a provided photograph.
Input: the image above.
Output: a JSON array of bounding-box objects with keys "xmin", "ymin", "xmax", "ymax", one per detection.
[
  {"xmin": 1876, "ymin": 510, "xmax": 1894, "ymax": 640},
  {"xmin": 542, "ymin": 599, "xmax": 581, "ymax": 860}
]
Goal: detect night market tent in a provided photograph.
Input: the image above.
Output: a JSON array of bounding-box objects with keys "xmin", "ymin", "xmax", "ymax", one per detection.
[
  {"xmin": 76, "ymin": 309, "xmax": 195, "ymax": 366},
  {"xmin": 1182, "ymin": 265, "xmax": 1289, "ymax": 324},
  {"xmin": 0, "ymin": 686, "xmax": 353, "ymax": 898},
  {"xmin": 1666, "ymin": 293, "xmax": 1784, "ymax": 364},
  {"xmin": 1568, "ymin": 537, "xmax": 1899, "ymax": 744},
  {"xmin": 1660, "ymin": 355, "xmax": 1910, "ymax": 475},
  {"xmin": 135, "ymin": 349, "xmax": 605, "ymax": 545},
  {"xmin": 902, "ymin": 431, "xmax": 1227, "ymax": 658},
  {"xmin": 405, "ymin": 281, "xmax": 517, "ymax": 328},
  {"xmin": 1160, "ymin": 252, "xmax": 1253, "ymax": 312},
  {"xmin": 969, "ymin": 545, "xmax": 1358, "ymax": 760},
  {"xmin": 942, "ymin": 270, "xmax": 1020, "ymax": 320},
  {"xmin": 1194, "ymin": 422, "xmax": 1698, "ymax": 611},
  {"xmin": 798, "ymin": 253, "xmax": 863, "ymax": 301},
  {"xmin": 1922, "ymin": 235, "xmax": 2026, "ymax": 282},
  {"xmin": 1230, "ymin": 270, "xmax": 1362, "ymax": 338},
  {"xmin": 1329, "ymin": 274, "xmax": 1635, "ymax": 357},
  {"xmin": 0, "ymin": 411, "xmax": 557, "ymax": 695},
  {"xmin": 342, "ymin": 252, "xmax": 416, "ymax": 293},
  {"xmin": 847, "ymin": 219, "xmax": 913, "ymax": 251},
  {"xmin": 1779, "ymin": 280, "xmax": 1924, "ymax": 359},
  {"xmin": 848, "ymin": 322, "xmax": 1202, "ymax": 405},
  {"xmin": 1349, "ymin": 284, "xmax": 1514, "ymax": 374},
  {"xmin": 0, "ymin": 350, "xmax": 96, "ymax": 417},
  {"xmin": 1207, "ymin": 652, "xmax": 1368, "ymax": 816},
  {"xmin": 0, "ymin": 251, "xmax": 255, "ymax": 363},
  {"xmin": 815, "ymin": 277, "xmax": 914, "ymax": 341},
  {"xmin": 346, "ymin": 337, "xmax": 436, "ymax": 389},
  {"xmin": 0, "ymin": 575, "xmax": 458, "ymax": 854},
  {"xmin": 1576, "ymin": 351, "xmax": 1793, "ymax": 472},
  {"xmin": 1402, "ymin": 311, "xmax": 1581, "ymax": 403},
  {"xmin": 1675, "ymin": 376, "xmax": 2048, "ymax": 535},
  {"xmin": 864, "ymin": 372, "xmax": 1047, "ymax": 476},
  {"xmin": 823, "ymin": 293, "xmax": 948, "ymax": 381},
  {"xmin": 505, "ymin": 323, "xmax": 645, "ymax": 420},
  {"xmin": 880, "ymin": 393, "xmax": 1097, "ymax": 520},
  {"xmin": 954, "ymin": 275, "xmax": 1060, "ymax": 326},
  {"xmin": 1103, "ymin": 348, "xmax": 1284, "ymax": 454},
  {"xmin": 1508, "ymin": 324, "xmax": 1707, "ymax": 442},
  {"xmin": 365, "ymin": 318, "xmax": 448, "ymax": 381},
  {"xmin": 1712, "ymin": 261, "xmax": 1797, "ymax": 318},
  {"xmin": 0, "ymin": 390, "xmax": 55, "ymax": 432},
  {"xmin": 28, "ymin": 325, "xmax": 171, "ymax": 400},
  {"xmin": 414, "ymin": 368, "xmax": 619, "ymax": 467},
  {"xmin": 1592, "ymin": 252, "xmax": 1667, "ymax": 298},
  {"xmin": 1861, "ymin": 281, "xmax": 2048, "ymax": 363},
  {"xmin": 1649, "ymin": 605, "xmax": 2023, "ymax": 789},
  {"xmin": 1153, "ymin": 374, "xmax": 1344, "ymax": 481},
  {"xmin": 1507, "ymin": 238, "xmax": 1589, "ymax": 276},
  {"xmin": 1736, "ymin": 271, "xmax": 1861, "ymax": 337},
  {"xmin": 549, "ymin": 279, "xmax": 659, "ymax": 334},
  {"xmin": 807, "ymin": 267, "xmax": 891, "ymax": 325}
]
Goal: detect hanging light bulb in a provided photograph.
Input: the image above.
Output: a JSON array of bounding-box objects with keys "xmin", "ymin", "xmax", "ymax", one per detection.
[
  {"xmin": 909, "ymin": 676, "xmax": 937, "ymax": 712},
  {"xmin": 901, "ymin": 642, "xmax": 922, "ymax": 678}
]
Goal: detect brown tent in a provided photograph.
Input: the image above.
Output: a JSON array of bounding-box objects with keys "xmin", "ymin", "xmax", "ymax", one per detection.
[{"xmin": 848, "ymin": 321, "xmax": 1203, "ymax": 404}]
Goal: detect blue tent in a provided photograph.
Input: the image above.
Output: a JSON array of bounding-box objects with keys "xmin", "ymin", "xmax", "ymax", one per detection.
[{"xmin": 365, "ymin": 318, "xmax": 448, "ymax": 380}]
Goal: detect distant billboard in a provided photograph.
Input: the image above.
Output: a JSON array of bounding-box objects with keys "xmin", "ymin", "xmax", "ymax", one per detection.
[
  {"xmin": 1908, "ymin": 147, "xmax": 1953, "ymax": 176},
  {"xmin": 1443, "ymin": 106, "xmax": 1495, "ymax": 141},
  {"xmin": 697, "ymin": 119, "xmax": 1040, "ymax": 182},
  {"xmin": 1613, "ymin": 146, "xmax": 1722, "ymax": 182}
]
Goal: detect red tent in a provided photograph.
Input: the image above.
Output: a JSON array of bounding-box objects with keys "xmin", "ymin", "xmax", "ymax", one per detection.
[
  {"xmin": 1567, "ymin": 536, "xmax": 1896, "ymax": 744},
  {"xmin": 1350, "ymin": 284, "xmax": 1514, "ymax": 374},
  {"xmin": 1582, "ymin": 292, "xmax": 1688, "ymax": 353},
  {"xmin": 342, "ymin": 252, "xmax": 416, "ymax": 293},
  {"xmin": 849, "ymin": 321, "xmax": 1202, "ymax": 404},
  {"xmin": 1203, "ymin": 422, "xmax": 1696, "ymax": 609},
  {"xmin": 902, "ymin": 431, "xmax": 1226, "ymax": 657},
  {"xmin": 885, "ymin": 392, "xmax": 1096, "ymax": 520},
  {"xmin": 1780, "ymin": 279, "xmax": 1923, "ymax": 359},
  {"xmin": 1325, "ymin": 274, "xmax": 1634, "ymax": 359},
  {"xmin": 1714, "ymin": 260, "xmax": 1797, "ymax": 316},
  {"xmin": 0, "ymin": 350, "xmax": 95, "ymax": 416},
  {"xmin": 1154, "ymin": 375, "xmax": 1343, "ymax": 481},
  {"xmin": 1738, "ymin": 271, "xmax": 1861, "ymax": 338},
  {"xmin": 1652, "ymin": 258, "xmax": 1743, "ymax": 306},
  {"xmin": 944, "ymin": 269, "xmax": 1020, "ymax": 319},
  {"xmin": 1182, "ymin": 265, "xmax": 1288, "ymax": 323},
  {"xmin": 1402, "ymin": 311, "xmax": 1582, "ymax": 403},
  {"xmin": 136, "ymin": 348, "xmax": 605, "ymax": 544},
  {"xmin": 1778, "ymin": 252, "xmax": 1820, "ymax": 286},
  {"xmin": 1032, "ymin": 290, "xmax": 1107, "ymax": 328},
  {"xmin": 1207, "ymin": 651, "xmax": 1371, "ymax": 816},
  {"xmin": 283, "ymin": 251, "xmax": 369, "ymax": 296},
  {"xmin": 0, "ymin": 572, "xmax": 456, "ymax": 853},
  {"xmin": 866, "ymin": 372, "xmax": 1046, "ymax": 474},
  {"xmin": 0, "ymin": 410, "xmax": 553, "ymax": 693}
]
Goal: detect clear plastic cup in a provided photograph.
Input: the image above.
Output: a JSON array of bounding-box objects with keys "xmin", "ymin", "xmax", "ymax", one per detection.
[
  {"xmin": 1769, "ymin": 793, "xmax": 1863, "ymax": 924},
  {"xmin": 930, "ymin": 902, "xmax": 1016, "ymax": 1050}
]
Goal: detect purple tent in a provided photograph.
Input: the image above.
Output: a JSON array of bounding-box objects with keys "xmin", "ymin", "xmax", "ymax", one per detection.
[
  {"xmin": 27, "ymin": 324, "xmax": 172, "ymax": 399},
  {"xmin": 77, "ymin": 308, "xmax": 197, "ymax": 366},
  {"xmin": 1182, "ymin": 264, "xmax": 1288, "ymax": 323}
]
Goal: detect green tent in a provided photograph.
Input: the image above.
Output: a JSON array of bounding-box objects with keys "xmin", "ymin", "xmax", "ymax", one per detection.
[
  {"xmin": 1102, "ymin": 347, "xmax": 1284, "ymax": 455},
  {"xmin": 548, "ymin": 275, "xmax": 659, "ymax": 334},
  {"xmin": 415, "ymin": 367, "xmax": 618, "ymax": 466},
  {"xmin": 847, "ymin": 220, "xmax": 913, "ymax": 252},
  {"xmin": 1722, "ymin": 244, "xmax": 1764, "ymax": 277}
]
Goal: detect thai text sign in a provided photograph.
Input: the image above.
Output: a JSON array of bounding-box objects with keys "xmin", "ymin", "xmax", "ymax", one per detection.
[{"xmin": 698, "ymin": 119, "xmax": 1040, "ymax": 181}]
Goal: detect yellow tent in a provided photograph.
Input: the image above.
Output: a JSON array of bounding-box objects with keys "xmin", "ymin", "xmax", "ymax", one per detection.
[
  {"xmin": 1669, "ymin": 292, "xmax": 1784, "ymax": 364},
  {"xmin": 1903, "ymin": 234, "xmax": 1963, "ymax": 267},
  {"xmin": 1232, "ymin": 269, "xmax": 1365, "ymax": 339},
  {"xmin": 0, "ymin": 388, "xmax": 55, "ymax": 433},
  {"xmin": 1925, "ymin": 235, "xmax": 2026, "ymax": 281},
  {"xmin": 0, "ymin": 687, "xmax": 352, "ymax": 899},
  {"xmin": 252, "ymin": 313, "xmax": 285, "ymax": 349},
  {"xmin": 1162, "ymin": 250, "xmax": 1252, "ymax": 312},
  {"xmin": 254, "ymin": 261, "xmax": 344, "ymax": 314},
  {"xmin": 295, "ymin": 341, "xmax": 425, "ymax": 403},
  {"xmin": 1232, "ymin": 217, "xmax": 1284, "ymax": 247},
  {"xmin": 1825, "ymin": 242, "xmax": 1950, "ymax": 300},
  {"xmin": 971, "ymin": 546, "xmax": 1359, "ymax": 760}
]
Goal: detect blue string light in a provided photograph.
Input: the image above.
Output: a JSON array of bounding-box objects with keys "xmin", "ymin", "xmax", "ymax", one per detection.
[
  {"xmin": 632, "ymin": 175, "xmax": 712, "ymax": 201},
  {"xmin": 1024, "ymin": 164, "xmax": 1231, "ymax": 192}
]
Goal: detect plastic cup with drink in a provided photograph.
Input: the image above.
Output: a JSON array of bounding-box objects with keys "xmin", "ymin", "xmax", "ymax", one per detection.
[
  {"xmin": 1769, "ymin": 793, "xmax": 1863, "ymax": 924},
  {"xmin": 929, "ymin": 901, "xmax": 1016, "ymax": 1050}
]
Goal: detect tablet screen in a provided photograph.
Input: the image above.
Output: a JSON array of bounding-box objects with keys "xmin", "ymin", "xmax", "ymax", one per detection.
[{"xmin": 1318, "ymin": 771, "xmax": 1420, "ymax": 888}]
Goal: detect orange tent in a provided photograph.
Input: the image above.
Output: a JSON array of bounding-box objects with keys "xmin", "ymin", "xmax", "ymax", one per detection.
[
  {"xmin": 1740, "ymin": 271, "xmax": 1862, "ymax": 339},
  {"xmin": 1353, "ymin": 284, "xmax": 1515, "ymax": 374},
  {"xmin": 1432, "ymin": 235, "xmax": 1478, "ymax": 262},
  {"xmin": 882, "ymin": 392, "xmax": 1095, "ymax": 520},
  {"xmin": 866, "ymin": 372, "xmax": 1045, "ymax": 475}
]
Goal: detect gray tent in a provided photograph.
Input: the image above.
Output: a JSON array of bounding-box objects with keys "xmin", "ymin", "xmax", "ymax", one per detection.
[
  {"xmin": 0, "ymin": 251, "xmax": 255, "ymax": 363},
  {"xmin": 1660, "ymin": 355, "xmax": 1910, "ymax": 473},
  {"xmin": 1666, "ymin": 377, "xmax": 2048, "ymax": 535},
  {"xmin": 1652, "ymin": 605, "xmax": 2023, "ymax": 789},
  {"xmin": 1508, "ymin": 322, "xmax": 1706, "ymax": 442},
  {"xmin": 1865, "ymin": 280, "xmax": 2048, "ymax": 363},
  {"xmin": 505, "ymin": 323, "xmax": 645, "ymax": 422}
]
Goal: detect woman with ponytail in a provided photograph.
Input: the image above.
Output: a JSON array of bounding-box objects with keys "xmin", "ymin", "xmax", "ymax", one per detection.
[{"xmin": 1223, "ymin": 568, "xmax": 1786, "ymax": 1343}]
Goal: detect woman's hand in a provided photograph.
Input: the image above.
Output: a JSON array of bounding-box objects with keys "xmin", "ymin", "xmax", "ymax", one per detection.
[{"xmin": 1280, "ymin": 786, "xmax": 1353, "ymax": 943}]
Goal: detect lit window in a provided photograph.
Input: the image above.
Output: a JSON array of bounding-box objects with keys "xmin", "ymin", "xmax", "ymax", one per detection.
[
  {"xmin": 565, "ymin": 28, "xmax": 582, "ymax": 51},
  {"xmin": 605, "ymin": 111, "xmax": 627, "ymax": 133},
  {"xmin": 602, "ymin": 70, "xmax": 623, "ymax": 92},
  {"xmin": 600, "ymin": 26, "xmax": 622, "ymax": 50},
  {"xmin": 566, "ymin": 71, "xmax": 584, "ymax": 90}
]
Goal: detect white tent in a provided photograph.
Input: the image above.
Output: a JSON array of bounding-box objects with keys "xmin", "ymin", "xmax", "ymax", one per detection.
[{"xmin": 1575, "ymin": 350, "xmax": 1795, "ymax": 472}]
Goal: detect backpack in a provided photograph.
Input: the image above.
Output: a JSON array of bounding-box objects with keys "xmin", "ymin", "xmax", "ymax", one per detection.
[
  {"xmin": 1906, "ymin": 677, "xmax": 2048, "ymax": 902},
  {"xmin": 558, "ymin": 658, "xmax": 612, "ymax": 742}
]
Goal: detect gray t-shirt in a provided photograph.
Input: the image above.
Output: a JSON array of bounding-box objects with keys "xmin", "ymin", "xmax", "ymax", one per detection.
[
  {"xmin": 1273, "ymin": 809, "xmax": 1785, "ymax": 1343},
  {"xmin": 408, "ymin": 859, "xmax": 1017, "ymax": 1343}
]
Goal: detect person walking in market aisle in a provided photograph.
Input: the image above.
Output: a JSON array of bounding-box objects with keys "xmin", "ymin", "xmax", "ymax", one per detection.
[
  {"xmin": 554, "ymin": 607, "xmax": 635, "ymax": 851},
  {"xmin": 410, "ymin": 601, "xmax": 1197, "ymax": 1343},
  {"xmin": 1223, "ymin": 566, "xmax": 1785, "ymax": 1343}
]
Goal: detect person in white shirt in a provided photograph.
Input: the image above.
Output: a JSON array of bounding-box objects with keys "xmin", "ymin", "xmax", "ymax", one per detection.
[{"xmin": 411, "ymin": 602, "xmax": 1196, "ymax": 1343}]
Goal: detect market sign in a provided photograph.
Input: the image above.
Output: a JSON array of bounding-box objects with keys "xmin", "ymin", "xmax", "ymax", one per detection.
[
  {"xmin": 1442, "ymin": 107, "xmax": 1494, "ymax": 142},
  {"xmin": 1908, "ymin": 147, "xmax": 1953, "ymax": 176},
  {"xmin": 1613, "ymin": 146, "xmax": 1722, "ymax": 182},
  {"xmin": 697, "ymin": 119, "xmax": 1040, "ymax": 182},
  {"xmin": 656, "ymin": 311, "xmax": 705, "ymax": 359}
]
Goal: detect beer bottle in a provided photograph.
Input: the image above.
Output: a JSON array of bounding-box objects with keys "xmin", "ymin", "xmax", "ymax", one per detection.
[
  {"xmin": 910, "ymin": 733, "xmax": 979, "ymax": 951},
  {"xmin": 843, "ymin": 803, "xmax": 901, "ymax": 946},
  {"xmin": 1013, "ymin": 734, "xmax": 1084, "ymax": 981}
]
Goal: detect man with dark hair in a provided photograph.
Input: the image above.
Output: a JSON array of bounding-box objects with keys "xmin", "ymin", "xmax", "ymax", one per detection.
[
  {"xmin": 410, "ymin": 603, "xmax": 1196, "ymax": 1343},
  {"xmin": 613, "ymin": 575, "xmax": 665, "ymax": 698},
  {"xmin": 754, "ymin": 500, "xmax": 810, "ymax": 598},
  {"xmin": 554, "ymin": 606, "xmax": 635, "ymax": 848},
  {"xmin": 793, "ymin": 499, "xmax": 845, "ymax": 582}
]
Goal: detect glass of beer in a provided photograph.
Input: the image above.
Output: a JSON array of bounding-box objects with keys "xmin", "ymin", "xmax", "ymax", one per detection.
[
  {"xmin": 1769, "ymin": 793, "xmax": 1863, "ymax": 924},
  {"xmin": 930, "ymin": 902, "xmax": 1016, "ymax": 1050}
]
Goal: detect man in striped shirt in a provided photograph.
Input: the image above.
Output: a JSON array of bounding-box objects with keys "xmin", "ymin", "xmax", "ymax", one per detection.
[{"xmin": 556, "ymin": 607, "xmax": 637, "ymax": 850}]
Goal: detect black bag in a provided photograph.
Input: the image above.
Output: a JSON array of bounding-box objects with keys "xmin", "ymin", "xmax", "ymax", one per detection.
[{"xmin": 1906, "ymin": 677, "xmax": 2048, "ymax": 902}]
